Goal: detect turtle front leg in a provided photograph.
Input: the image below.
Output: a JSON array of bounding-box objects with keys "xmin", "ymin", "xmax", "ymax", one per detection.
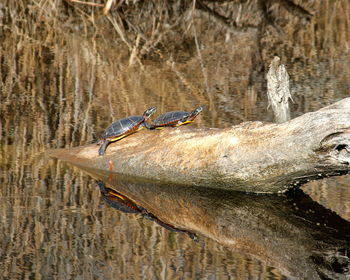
[
  {"xmin": 143, "ymin": 122, "xmax": 154, "ymax": 130},
  {"xmin": 98, "ymin": 140, "xmax": 109, "ymax": 156}
]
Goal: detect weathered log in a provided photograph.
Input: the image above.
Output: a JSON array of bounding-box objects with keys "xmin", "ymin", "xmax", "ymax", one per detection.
[
  {"xmin": 48, "ymin": 97, "xmax": 350, "ymax": 193},
  {"xmin": 87, "ymin": 171, "xmax": 350, "ymax": 280},
  {"xmin": 266, "ymin": 56, "xmax": 293, "ymax": 123}
]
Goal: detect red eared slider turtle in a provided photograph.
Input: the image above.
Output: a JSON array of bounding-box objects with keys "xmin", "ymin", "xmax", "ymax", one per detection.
[
  {"xmin": 149, "ymin": 105, "xmax": 203, "ymax": 129},
  {"xmin": 98, "ymin": 107, "xmax": 156, "ymax": 156}
]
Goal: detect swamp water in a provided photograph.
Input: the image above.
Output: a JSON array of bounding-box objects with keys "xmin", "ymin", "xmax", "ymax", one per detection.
[{"xmin": 1, "ymin": 1, "xmax": 350, "ymax": 279}]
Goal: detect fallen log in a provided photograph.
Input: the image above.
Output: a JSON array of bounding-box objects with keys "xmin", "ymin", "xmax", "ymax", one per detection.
[{"xmin": 48, "ymin": 97, "xmax": 350, "ymax": 193}]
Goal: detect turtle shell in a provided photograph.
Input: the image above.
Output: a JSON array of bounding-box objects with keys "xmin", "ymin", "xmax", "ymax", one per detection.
[
  {"xmin": 102, "ymin": 115, "xmax": 144, "ymax": 140},
  {"xmin": 153, "ymin": 111, "xmax": 190, "ymax": 126}
]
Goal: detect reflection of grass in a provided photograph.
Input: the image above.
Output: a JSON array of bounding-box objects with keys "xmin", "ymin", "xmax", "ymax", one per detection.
[{"xmin": 1, "ymin": 0, "xmax": 350, "ymax": 215}]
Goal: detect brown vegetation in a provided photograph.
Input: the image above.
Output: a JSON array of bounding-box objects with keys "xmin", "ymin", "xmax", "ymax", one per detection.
[{"xmin": 1, "ymin": 1, "xmax": 350, "ymax": 278}]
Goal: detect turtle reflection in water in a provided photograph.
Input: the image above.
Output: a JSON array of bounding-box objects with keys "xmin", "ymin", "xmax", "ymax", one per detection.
[
  {"xmin": 97, "ymin": 180, "xmax": 145, "ymax": 214},
  {"xmin": 149, "ymin": 105, "xmax": 203, "ymax": 129},
  {"xmin": 98, "ymin": 107, "xmax": 157, "ymax": 156},
  {"xmin": 96, "ymin": 181, "xmax": 198, "ymax": 242},
  {"xmin": 142, "ymin": 212, "xmax": 198, "ymax": 242}
]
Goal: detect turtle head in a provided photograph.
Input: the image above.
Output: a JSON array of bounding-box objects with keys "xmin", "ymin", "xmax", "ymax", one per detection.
[
  {"xmin": 188, "ymin": 105, "xmax": 204, "ymax": 120},
  {"xmin": 96, "ymin": 180, "xmax": 107, "ymax": 194},
  {"xmin": 143, "ymin": 106, "xmax": 157, "ymax": 120}
]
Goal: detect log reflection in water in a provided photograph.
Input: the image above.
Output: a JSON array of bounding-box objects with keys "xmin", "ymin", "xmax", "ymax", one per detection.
[
  {"xmin": 87, "ymin": 169, "xmax": 350, "ymax": 280},
  {"xmin": 96, "ymin": 180, "xmax": 198, "ymax": 241}
]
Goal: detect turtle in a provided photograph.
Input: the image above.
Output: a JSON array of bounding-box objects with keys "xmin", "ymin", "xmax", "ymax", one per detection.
[
  {"xmin": 98, "ymin": 106, "xmax": 156, "ymax": 156},
  {"xmin": 149, "ymin": 105, "xmax": 203, "ymax": 129}
]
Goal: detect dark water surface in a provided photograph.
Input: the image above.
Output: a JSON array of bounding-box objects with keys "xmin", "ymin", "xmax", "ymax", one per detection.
[{"xmin": 1, "ymin": 1, "xmax": 350, "ymax": 279}]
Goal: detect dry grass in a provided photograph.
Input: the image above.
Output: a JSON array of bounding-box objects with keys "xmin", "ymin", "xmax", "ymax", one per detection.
[
  {"xmin": 1, "ymin": 0, "xmax": 349, "ymax": 139},
  {"xmin": 0, "ymin": 2, "xmax": 350, "ymax": 278}
]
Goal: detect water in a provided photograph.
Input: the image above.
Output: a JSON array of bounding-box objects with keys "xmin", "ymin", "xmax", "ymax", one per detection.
[
  {"xmin": 0, "ymin": 158, "xmax": 288, "ymax": 279},
  {"xmin": 1, "ymin": 1, "xmax": 350, "ymax": 279}
]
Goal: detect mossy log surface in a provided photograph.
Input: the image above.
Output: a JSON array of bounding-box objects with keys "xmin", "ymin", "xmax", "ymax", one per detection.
[{"xmin": 49, "ymin": 97, "xmax": 350, "ymax": 193}]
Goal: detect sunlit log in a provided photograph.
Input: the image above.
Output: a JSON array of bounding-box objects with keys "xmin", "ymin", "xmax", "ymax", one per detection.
[
  {"xmin": 266, "ymin": 56, "xmax": 293, "ymax": 123},
  {"xmin": 49, "ymin": 97, "xmax": 350, "ymax": 193}
]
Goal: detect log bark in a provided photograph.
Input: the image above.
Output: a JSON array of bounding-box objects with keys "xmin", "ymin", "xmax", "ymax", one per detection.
[
  {"xmin": 88, "ymin": 171, "xmax": 350, "ymax": 280},
  {"xmin": 48, "ymin": 97, "xmax": 350, "ymax": 193}
]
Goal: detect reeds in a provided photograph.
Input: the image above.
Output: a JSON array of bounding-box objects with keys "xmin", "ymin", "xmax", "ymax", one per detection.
[{"xmin": 0, "ymin": 2, "xmax": 350, "ymax": 278}]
